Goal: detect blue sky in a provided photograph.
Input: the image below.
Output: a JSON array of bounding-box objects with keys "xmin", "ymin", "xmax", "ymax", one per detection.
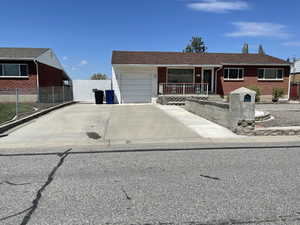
[{"xmin": 1, "ymin": 0, "xmax": 299, "ymax": 79}]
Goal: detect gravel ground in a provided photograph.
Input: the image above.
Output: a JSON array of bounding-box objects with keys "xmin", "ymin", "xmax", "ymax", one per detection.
[
  {"xmin": 1, "ymin": 147, "xmax": 300, "ymax": 225},
  {"xmin": 256, "ymin": 104, "xmax": 300, "ymax": 128}
]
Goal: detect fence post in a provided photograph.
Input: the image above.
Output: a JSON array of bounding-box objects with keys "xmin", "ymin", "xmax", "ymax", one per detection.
[
  {"xmin": 62, "ymin": 86, "xmax": 65, "ymax": 102},
  {"xmin": 15, "ymin": 88, "xmax": 19, "ymax": 118},
  {"xmin": 52, "ymin": 86, "xmax": 55, "ymax": 103}
]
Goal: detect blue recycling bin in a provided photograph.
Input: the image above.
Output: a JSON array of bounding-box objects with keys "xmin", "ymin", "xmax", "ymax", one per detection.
[{"xmin": 105, "ymin": 90, "xmax": 115, "ymax": 104}]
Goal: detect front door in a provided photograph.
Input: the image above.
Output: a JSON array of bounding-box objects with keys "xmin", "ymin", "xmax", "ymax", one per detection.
[{"xmin": 203, "ymin": 69, "xmax": 213, "ymax": 93}]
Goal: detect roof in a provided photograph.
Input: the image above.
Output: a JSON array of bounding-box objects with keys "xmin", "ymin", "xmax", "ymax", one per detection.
[
  {"xmin": 112, "ymin": 51, "xmax": 290, "ymax": 66},
  {"xmin": 0, "ymin": 48, "xmax": 50, "ymax": 59},
  {"xmin": 231, "ymin": 87, "xmax": 256, "ymax": 94}
]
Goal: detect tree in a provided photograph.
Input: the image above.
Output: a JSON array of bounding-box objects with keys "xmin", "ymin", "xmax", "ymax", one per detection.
[
  {"xmin": 91, "ymin": 73, "xmax": 108, "ymax": 80},
  {"xmin": 242, "ymin": 43, "xmax": 249, "ymax": 54},
  {"xmin": 258, "ymin": 44, "xmax": 266, "ymax": 55},
  {"xmin": 183, "ymin": 37, "xmax": 207, "ymax": 53}
]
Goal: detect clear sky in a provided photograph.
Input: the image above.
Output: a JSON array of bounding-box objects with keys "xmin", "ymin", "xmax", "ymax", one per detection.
[{"xmin": 1, "ymin": 0, "xmax": 299, "ymax": 79}]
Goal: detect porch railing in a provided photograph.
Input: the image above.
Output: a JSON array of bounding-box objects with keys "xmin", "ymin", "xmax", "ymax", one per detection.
[{"xmin": 159, "ymin": 83, "xmax": 209, "ymax": 96}]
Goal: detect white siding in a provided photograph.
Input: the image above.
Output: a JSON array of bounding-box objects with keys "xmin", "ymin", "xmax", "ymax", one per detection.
[
  {"xmin": 294, "ymin": 59, "xmax": 300, "ymax": 73},
  {"xmin": 73, "ymin": 80, "xmax": 112, "ymax": 102},
  {"xmin": 36, "ymin": 49, "xmax": 64, "ymax": 71},
  {"xmin": 112, "ymin": 65, "xmax": 157, "ymax": 104},
  {"xmin": 112, "ymin": 66, "xmax": 121, "ymax": 103}
]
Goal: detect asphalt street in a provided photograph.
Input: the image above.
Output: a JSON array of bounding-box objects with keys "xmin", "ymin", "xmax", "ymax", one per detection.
[{"xmin": 1, "ymin": 146, "xmax": 300, "ymax": 225}]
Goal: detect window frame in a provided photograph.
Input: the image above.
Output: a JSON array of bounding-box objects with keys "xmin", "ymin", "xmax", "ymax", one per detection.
[
  {"xmin": 257, "ymin": 68, "xmax": 284, "ymax": 81},
  {"xmin": 0, "ymin": 63, "xmax": 29, "ymax": 78},
  {"xmin": 223, "ymin": 68, "xmax": 244, "ymax": 81},
  {"xmin": 166, "ymin": 68, "xmax": 195, "ymax": 84}
]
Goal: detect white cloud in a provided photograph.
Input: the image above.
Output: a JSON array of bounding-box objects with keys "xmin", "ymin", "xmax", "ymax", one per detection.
[
  {"xmin": 226, "ymin": 22, "xmax": 290, "ymax": 38},
  {"xmin": 282, "ymin": 41, "xmax": 300, "ymax": 47},
  {"xmin": 80, "ymin": 60, "xmax": 88, "ymax": 66},
  {"xmin": 62, "ymin": 56, "xmax": 68, "ymax": 60},
  {"xmin": 71, "ymin": 66, "xmax": 79, "ymax": 71},
  {"xmin": 188, "ymin": 0, "xmax": 249, "ymax": 13}
]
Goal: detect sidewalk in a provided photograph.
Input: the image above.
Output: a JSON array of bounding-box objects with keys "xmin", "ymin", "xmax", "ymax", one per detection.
[{"xmin": 156, "ymin": 105, "xmax": 239, "ymax": 138}]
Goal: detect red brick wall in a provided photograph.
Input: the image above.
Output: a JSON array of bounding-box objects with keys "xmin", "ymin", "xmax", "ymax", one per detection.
[
  {"xmin": 217, "ymin": 65, "xmax": 290, "ymax": 96},
  {"xmin": 158, "ymin": 67, "xmax": 167, "ymax": 84},
  {"xmin": 38, "ymin": 63, "xmax": 65, "ymax": 87},
  {"xmin": 0, "ymin": 61, "xmax": 37, "ymax": 89}
]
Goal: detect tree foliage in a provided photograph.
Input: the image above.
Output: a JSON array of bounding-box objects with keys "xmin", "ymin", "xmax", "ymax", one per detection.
[
  {"xmin": 90, "ymin": 73, "xmax": 108, "ymax": 80},
  {"xmin": 242, "ymin": 43, "xmax": 249, "ymax": 54},
  {"xmin": 183, "ymin": 37, "xmax": 207, "ymax": 53},
  {"xmin": 258, "ymin": 44, "xmax": 266, "ymax": 55}
]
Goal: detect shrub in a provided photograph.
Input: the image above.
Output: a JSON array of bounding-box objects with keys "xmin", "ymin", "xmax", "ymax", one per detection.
[
  {"xmin": 272, "ymin": 87, "xmax": 284, "ymax": 100},
  {"xmin": 246, "ymin": 85, "xmax": 261, "ymax": 102}
]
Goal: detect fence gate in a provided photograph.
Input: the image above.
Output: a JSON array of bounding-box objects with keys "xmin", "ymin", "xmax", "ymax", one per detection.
[
  {"xmin": 290, "ymin": 83, "xmax": 300, "ymax": 100},
  {"xmin": 72, "ymin": 80, "xmax": 112, "ymax": 103}
]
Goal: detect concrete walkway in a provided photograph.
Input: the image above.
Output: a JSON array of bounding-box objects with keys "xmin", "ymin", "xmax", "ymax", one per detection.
[{"xmin": 156, "ymin": 105, "xmax": 239, "ymax": 138}]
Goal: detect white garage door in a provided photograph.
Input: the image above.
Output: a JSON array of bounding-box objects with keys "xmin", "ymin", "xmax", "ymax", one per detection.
[{"xmin": 120, "ymin": 72, "xmax": 153, "ymax": 103}]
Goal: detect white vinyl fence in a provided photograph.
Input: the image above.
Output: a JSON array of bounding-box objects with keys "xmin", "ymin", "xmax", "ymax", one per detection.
[{"xmin": 73, "ymin": 80, "xmax": 112, "ymax": 102}]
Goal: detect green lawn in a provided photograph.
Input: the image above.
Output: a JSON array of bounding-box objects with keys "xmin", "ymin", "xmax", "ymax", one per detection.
[{"xmin": 0, "ymin": 103, "xmax": 34, "ymax": 124}]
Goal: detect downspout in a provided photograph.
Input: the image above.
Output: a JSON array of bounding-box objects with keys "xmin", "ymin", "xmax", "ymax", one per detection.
[{"xmin": 34, "ymin": 60, "xmax": 40, "ymax": 103}]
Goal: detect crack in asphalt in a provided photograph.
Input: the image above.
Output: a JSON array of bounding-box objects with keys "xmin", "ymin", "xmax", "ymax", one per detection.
[
  {"xmin": 0, "ymin": 181, "xmax": 31, "ymax": 186},
  {"xmin": 199, "ymin": 174, "xmax": 220, "ymax": 181},
  {"xmin": 121, "ymin": 186, "xmax": 132, "ymax": 200},
  {"xmin": 0, "ymin": 207, "xmax": 32, "ymax": 222},
  {"xmin": 17, "ymin": 148, "xmax": 72, "ymax": 225}
]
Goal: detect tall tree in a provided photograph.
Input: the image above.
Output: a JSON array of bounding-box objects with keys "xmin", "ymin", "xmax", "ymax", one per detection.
[
  {"xmin": 90, "ymin": 73, "xmax": 108, "ymax": 80},
  {"xmin": 183, "ymin": 37, "xmax": 207, "ymax": 53},
  {"xmin": 242, "ymin": 43, "xmax": 249, "ymax": 54},
  {"xmin": 258, "ymin": 44, "xmax": 266, "ymax": 55}
]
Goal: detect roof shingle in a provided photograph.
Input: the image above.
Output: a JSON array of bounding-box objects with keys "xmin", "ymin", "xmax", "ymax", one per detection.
[
  {"xmin": 112, "ymin": 51, "xmax": 289, "ymax": 65},
  {"xmin": 0, "ymin": 48, "xmax": 49, "ymax": 59}
]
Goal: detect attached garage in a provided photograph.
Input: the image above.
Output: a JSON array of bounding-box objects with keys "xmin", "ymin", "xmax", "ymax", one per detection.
[{"xmin": 112, "ymin": 66, "xmax": 157, "ymax": 104}]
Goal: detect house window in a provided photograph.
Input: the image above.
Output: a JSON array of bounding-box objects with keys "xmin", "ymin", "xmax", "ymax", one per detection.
[
  {"xmin": 0, "ymin": 64, "xmax": 28, "ymax": 77},
  {"xmin": 167, "ymin": 69, "xmax": 194, "ymax": 83},
  {"xmin": 224, "ymin": 68, "xmax": 244, "ymax": 80},
  {"xmin": 258, "ymin": 68, "xmax": 284, "ymax": 80}
]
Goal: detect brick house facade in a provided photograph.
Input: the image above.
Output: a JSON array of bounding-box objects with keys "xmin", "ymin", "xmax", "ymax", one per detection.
[
  {"xmin": 112, "ymin": 51, "xmax": 291, "ymax": 103},
  {"xmin": 0, "ymin": 48, "xmax": 71, "ymax": 102}
]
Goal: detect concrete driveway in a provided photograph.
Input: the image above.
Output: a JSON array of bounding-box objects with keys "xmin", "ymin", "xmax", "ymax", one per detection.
[{"xmin": 0, "ymin": 104, "xmax": 203, "ymax": 149}]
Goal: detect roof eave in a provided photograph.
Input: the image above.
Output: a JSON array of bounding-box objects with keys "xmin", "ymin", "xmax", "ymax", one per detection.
[
  {"xmin": 221, "ymin": 63, "xmax": 291, "ymax": 66},
  {"xmin": 112, "ymin": 64, "xmax": 222, "ymax": 67},
  {"xmin": 0, "ymin": 57, "xmax": 35, "ymax": 61}
]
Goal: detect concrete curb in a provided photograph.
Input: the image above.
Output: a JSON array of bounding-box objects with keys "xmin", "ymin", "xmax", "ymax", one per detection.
[
  {"xmin": 1, "ymin": 142, "xmax": 300, "ymax": 156},
  {"xmin": 0, "ymin": 101, "xmax": 76, "ymax": 134}
]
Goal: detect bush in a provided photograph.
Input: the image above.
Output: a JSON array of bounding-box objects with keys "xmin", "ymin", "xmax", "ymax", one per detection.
[
  {"xmin": 246, "ymin": 85, "xmax": 261, "ymax": 102},
  {"xmin": 272, "ymin": 87, "xmax": 284, "ymax": 100}
]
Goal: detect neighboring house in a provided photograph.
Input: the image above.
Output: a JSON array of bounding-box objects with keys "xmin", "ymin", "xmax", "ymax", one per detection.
[
  {"xmin": 0, "ymin": 47, "xmax": 71, "ymax": 102},
  {"xmin": 291, "ymin": 58, "xmax": 300, "ymax": 82},
  {"xmin": 112, "ymin": 51, "xmax": 291, "ymax": 103}
]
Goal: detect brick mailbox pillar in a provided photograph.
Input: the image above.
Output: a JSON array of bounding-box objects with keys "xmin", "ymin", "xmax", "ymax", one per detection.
[{"xmin": 229, "ymin": 87, "xmax": 256, "ymax": 134}]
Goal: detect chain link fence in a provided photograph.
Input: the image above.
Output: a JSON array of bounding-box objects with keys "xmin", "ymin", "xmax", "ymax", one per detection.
[{"xmin": 0, "ymin": 86, "xmax": 73, "ymax": 124}]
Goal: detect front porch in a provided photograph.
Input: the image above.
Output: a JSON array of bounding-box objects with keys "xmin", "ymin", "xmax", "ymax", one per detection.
[
  {"xmin": 157, "ymin": 67, "xmax": 219, "ymax": 95},
  {"xmin": 156, "ymin": 67, "xmax": 220, "ymax": 105}
]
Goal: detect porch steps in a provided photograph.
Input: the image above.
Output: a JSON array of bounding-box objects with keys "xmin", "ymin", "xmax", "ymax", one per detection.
[
  {"xmin": 166, "ymin": 101, "xmax": 185, "ymax": 106},
  {"xmin": 158, "ymin": 95, "xmax": 224, "ymax": 105}
]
